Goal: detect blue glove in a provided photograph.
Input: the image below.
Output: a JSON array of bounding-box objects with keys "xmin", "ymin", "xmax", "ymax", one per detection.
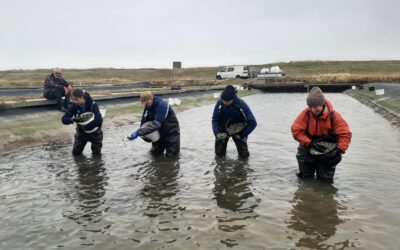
[{"xmin": 127, "ymin": 130, "xmax": 139, "ymax": 140}]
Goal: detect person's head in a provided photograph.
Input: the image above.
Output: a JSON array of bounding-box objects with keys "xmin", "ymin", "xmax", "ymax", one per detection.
[
  {"xmin": 221, "ymin": 85, "xmax": 237, "ymax": 106},
  {"xmin": 307, "ymin": 87, "xmax": 325, "ymax": 116},
  {"xmin": 53, "ymin": 67, "xmax": 62, "ymax": 78},
  {"xmin": 71, "ymin": 89, "xmax": 86, "ymax": 105},
  {"xmin": 140, "ymin": 91, "xmax": 153, "ymax": 109}
]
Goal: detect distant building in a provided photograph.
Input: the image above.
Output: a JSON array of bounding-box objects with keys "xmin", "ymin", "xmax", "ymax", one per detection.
[{"xmin": 173, "ymin": 61, "xmax": 182, "ymax": 69}]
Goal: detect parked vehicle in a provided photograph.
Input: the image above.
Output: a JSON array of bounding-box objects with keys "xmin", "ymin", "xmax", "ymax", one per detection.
[{"xmin": 216, "ymin": 65, "xmax": 258, "ymax": 80}]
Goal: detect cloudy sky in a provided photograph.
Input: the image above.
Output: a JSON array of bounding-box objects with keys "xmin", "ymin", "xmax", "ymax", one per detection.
[{"xmin": 0, "ymin": 0, "xmax": 399, "ymax": 69}]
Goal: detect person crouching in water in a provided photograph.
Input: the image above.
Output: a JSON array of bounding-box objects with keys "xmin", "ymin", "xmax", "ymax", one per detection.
[
  {"xmin": 62, "ymin": 89, "xmax": 103, "ymax": 156},
  {"xmin": 128, "ymin": 91, "xmax": 180, "ymax": 157},
  {"xmin": 291, "ymin": 87, "xmax": 352, "ymax": 182},
  {"xmin": 212, "ymin": 85, "xmax": 257, "ymax": 158}
]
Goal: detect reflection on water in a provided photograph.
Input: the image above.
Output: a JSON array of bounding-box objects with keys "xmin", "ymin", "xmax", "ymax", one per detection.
[
  {"xmin": 139, "ymin": 157, "xmax": 181, "ymax": 217},
  {"xmin": 287, "ymin": 179, "xmax": 348, "ymax": 249},
  {"xmin": 63, "ymin": 155, "xmax": 109, "ymax": 233},
  {"xmin": 1, "ymin": 94, "xmax": 400, "ymax": 249},
  {"xmin": 138, "ymin": 156, "xmax": 184, "ymax": 237},
  {"xmin": 213, "ymin": 157, "xmax": 259, "ymax": 246}
]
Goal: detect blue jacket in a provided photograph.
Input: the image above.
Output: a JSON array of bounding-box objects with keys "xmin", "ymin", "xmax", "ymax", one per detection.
[
  {"xmin": 62, "ymin": 94, "xmax": 103, "ymax": 133},
  {"xmin": 139, "ymin": 96, "xmax": 175, "ymax": 136},
  {"xmin": 212, "ymin": 96, "xmax": 257, "ymax": 138}
]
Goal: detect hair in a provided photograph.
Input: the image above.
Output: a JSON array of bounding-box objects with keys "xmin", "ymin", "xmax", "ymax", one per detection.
[
  {"xmin": 72, "ymin": 88, "xmax": 90, "ymax": 99},
  {"xmin": 140, "ymin": 91, "xmax": 153, "ymax": 103}
]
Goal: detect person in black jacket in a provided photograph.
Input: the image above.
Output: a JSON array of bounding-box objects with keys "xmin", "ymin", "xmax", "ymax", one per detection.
[
  {"xmin": 212, "ymin": 85, "xmax": 257, "ymax": 158},
  {"xmin": 128, "ymin": 91, "xmax": 180, "ymax": 157},
  {"xmin": 62, "ymin": 89, "xmax": 103, "ymax": 156},
  {"xmin": 43, "ymin": 67, "xmax": 73, "ymax": 112}
]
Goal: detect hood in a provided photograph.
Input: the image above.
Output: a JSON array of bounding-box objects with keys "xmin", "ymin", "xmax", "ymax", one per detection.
[{"xmin": 83, "ymin": 94, "xmax": 94, "ymax": 110}]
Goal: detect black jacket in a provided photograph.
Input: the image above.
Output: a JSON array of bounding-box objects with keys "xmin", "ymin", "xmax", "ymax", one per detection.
[
  {"xmin": 62, "ymin": 94, "xmax": 103, "ymax": 134},
  {"xmin": 44, "ymin": 73, "xmax": 69, "ymax": 90}
]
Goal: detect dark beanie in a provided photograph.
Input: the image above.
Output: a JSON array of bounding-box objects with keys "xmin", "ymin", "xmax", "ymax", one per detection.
[
  {"xmin": 221, "ymin": 85, "xmax": 236, "ymax": 101},
  {"xmin": 307, "ymin": 87, "xmax": 325, "ymax": 107}
]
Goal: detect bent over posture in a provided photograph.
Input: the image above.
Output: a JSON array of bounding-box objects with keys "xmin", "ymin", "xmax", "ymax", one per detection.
[
  {"xmin": 291, "ymin": 87, "xmax": 352, "ymax": 182},
  {"xmin": 212, "ymin": 85, "xmax": 257, "ymax": 158},
  {"xmin": 62, "ymin": 89, "xmax": 103, "ymax": 156},
  {"xmin": 128, "ymin": 91, "xmax": 180, "ymax": 157}
]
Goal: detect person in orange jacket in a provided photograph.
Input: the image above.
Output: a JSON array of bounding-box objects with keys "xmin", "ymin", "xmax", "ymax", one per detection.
[{"xmin": 291, "ymin": 87, "xmax": 352, "ymax": 182}]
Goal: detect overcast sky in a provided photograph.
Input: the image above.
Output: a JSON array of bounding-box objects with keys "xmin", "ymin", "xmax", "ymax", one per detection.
[{"xmin": 0, "ymin": 0, "xmax": 399, "ymax": 70}]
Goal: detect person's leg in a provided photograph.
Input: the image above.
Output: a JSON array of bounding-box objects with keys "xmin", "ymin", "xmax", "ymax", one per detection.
[
  {"xmin": 215, "ymin": 137, "xmax": 229, "ymax": 157},
  {"xmin": 151, "ymin": 140, "xmax": 166, "ymax": 155},
  {"xmin": 296, "ymin": 145, "xmax": 316, "ymax": 178},
  {"xmin": 44, "ymin": 88, "xmax": 64, "ymax": 110},
  {"xmin": 159, "ymin": 112, "xmax": 180, "ymax": 157},
  {"xmin": 316, "ymin": 165, "xmax": 336, "ymax": 183},
  {"xmin": 165, "ymin": 133, "xmax": 180, "ymax": 157},
  {"xmin": 90, "ymin": 130, "xmax": 103, "ymax": 155},
  {"xmin": 232, "ymin": 136, "xmax": 249, "ymax": 158},
  {"xmin": 72, "ymin": 132, "xmax": 88, "ymax": 156}
]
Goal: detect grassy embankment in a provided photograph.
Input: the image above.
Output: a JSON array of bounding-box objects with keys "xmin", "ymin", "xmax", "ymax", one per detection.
[
  {"xmin": 346, "ymin": 88, "xmax": 400, "ymax": 116},
  {"xmin": 0, "ymin": 89, "xmax": 260, "ymax": 153},
  {"xmin": 1, "ymin": 60, "xmax": 399, "ymax": 88},
  {"xmin": 268, "ymin": 60, "xmax": 400, "ymax": 84}
]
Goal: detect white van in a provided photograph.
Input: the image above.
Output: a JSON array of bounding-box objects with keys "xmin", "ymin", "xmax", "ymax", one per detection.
[{"xmin": 216, "ymin": 66, "xmax": 251, "ymax": 80}]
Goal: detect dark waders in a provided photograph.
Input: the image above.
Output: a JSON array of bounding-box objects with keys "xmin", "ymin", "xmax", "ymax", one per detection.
[
  {"xmin": 150, "ymin": 112, "xmax": 180, "ymax": 157},
  {"xmin": 72, "ymin": 128, "xmax": 103, "ymax": 156},
  {"xmin": 215, "ymin": 136, "xmax": 249, "ymax": 158}
]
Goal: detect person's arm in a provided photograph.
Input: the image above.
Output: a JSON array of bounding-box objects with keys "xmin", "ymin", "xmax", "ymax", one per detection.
[
  {"xmin": 239, "ymin": 101, "xmax": 257, "ymax": 138},
  {"xmin": 211, "ymin": 101, "xmax": 222, "ymax": 136},
  {"xmin": 61, "ymin": 105, "xmax": 76, "ymax": 125},
  {"xmin": 60, "ymin": 78, "xmax": 70, "ymax": 88},
  {"xmin": 137, "ymin": 101, "xmax": 168, "ymax": 136},
  {"xmin": 333, "ymin": 112, "xmax": 352, "ymax": 153},
  {"xmin": 291, "ymin": 109, "xmax": 312, "ymax": 147}
]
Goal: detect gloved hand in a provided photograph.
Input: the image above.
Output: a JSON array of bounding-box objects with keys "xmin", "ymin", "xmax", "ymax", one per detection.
[
  {"xmin": 127, "ymin": 130, "xmax": 139, "ymax": 140},
  {"xmin": 216, "ymin": 133, "xmax": 228, "ymax": 141}
]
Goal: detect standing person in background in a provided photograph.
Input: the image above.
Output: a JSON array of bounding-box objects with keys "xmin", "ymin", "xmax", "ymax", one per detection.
[
  {"xmin": 291, "ymin": 87, "xmax": 352, "ymax": 182},
  {"xmin": 62, "ymin": 89, "xmax": 103, "ymax": 156},
  {"xmin": 212, "ymin": 85, "xmax": 257, "ymax": 158},
  {"xmin": 43, "ymin": 67, "xmax": 73, "ymax": 112}
]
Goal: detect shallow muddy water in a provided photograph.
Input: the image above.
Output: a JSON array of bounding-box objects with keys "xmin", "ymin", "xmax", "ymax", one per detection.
[{"xmin": 1, "ymin": 93, "xmax": 400, "ymax": 249}]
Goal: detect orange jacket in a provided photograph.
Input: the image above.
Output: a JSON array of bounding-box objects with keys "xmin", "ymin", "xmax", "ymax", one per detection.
[{"xmin": 291, "ymin": 100, "xmax": 352, "ymax": 153}]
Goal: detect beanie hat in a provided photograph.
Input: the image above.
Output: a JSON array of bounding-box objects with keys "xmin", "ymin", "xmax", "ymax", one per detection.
[
  {"xmin": 307, "ymin": 87, "xmax": 325, "ymax": 107},
  {"xmin": 221, "ymin": 85, "xmax": 236, "ymax": 101}
]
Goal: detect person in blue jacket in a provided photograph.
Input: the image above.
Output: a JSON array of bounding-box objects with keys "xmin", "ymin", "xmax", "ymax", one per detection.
[
  {"xmin": 212, "ymin": 85, "xmax": 257, "ymax": 158},
  {"xmin": 128, "ymin": 91, "xmax": 180, "ymax": 157},
  {"xmin": 62, "ymin": 89, "xmax": 103, "ymax": 156}
]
